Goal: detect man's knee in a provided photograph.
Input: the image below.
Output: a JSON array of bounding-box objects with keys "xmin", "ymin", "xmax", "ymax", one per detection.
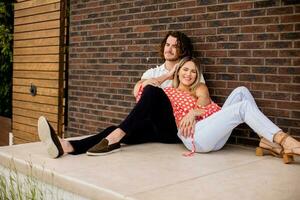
[{"xmin": 143, "ymin": 85, "xmax": 163, "ymax": 96}]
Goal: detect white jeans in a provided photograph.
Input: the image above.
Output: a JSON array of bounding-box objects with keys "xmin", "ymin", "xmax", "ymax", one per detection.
[{"xmin": 178, "ymin": 86, "xmax": 281, "ymax": 153}]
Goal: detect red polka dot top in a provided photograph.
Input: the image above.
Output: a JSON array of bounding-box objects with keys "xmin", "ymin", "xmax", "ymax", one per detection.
[{"xmin": 136, "ymin": 86, "xmax": 221, "ymax": 125}]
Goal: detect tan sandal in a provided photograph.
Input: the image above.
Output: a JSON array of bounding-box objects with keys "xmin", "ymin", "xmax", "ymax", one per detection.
[
  {"xmin": 256, "ymin": 138, "xmax": 284, "ymax": 158},
  {"xmin": 275, "ymin": 132, "xmax": 299, "ymax": 164}
]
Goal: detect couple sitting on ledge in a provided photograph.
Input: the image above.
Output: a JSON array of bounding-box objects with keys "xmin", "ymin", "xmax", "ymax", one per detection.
[{"xmin": 38, "ymin": 31, "xmax": 300, "ymax": 164}]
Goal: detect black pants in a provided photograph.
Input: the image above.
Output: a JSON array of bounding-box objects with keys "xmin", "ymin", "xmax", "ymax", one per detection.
[{"xmin": 69, "ymin": 85, "xmax": 180, "ymax": 155}]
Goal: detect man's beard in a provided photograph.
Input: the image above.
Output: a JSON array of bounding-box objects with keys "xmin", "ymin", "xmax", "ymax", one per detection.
[{"xmin": 165, "ymin": 54, "xmax": 179, "ymax": 62}]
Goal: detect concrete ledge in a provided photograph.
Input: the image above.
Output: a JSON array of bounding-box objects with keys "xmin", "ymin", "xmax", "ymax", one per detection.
[{"xmin": 0, "ymin": 139, "xmax": 299, "ymax": 200}]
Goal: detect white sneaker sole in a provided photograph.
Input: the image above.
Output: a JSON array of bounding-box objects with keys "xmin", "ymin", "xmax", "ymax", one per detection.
[
  {"xmin": 86, "ymin": 148, "xmax": 121, "ymax": 156},
  {"xmin": 38, "ymin": 116, "xmax": 59, "ymax": 158}
]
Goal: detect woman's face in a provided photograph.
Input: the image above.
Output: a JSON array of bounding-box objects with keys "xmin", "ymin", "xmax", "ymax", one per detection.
[{"xmin": 178, "ymin": 61, "xmax": 197, "ymax": 87}]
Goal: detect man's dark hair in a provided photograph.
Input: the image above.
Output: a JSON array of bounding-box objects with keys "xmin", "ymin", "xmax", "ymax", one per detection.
[{"xmin": 159, "ymin": 31, "xmax": 193, "ymax": 60}]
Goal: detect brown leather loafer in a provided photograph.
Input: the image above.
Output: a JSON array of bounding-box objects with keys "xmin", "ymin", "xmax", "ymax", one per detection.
[
  {"xmin": 86, "ymin": 138, "xmax": 121, "ymax": 156},
  {"xmin": 38, "ymin": 116, "xmax": 64, "ymax": 158}
]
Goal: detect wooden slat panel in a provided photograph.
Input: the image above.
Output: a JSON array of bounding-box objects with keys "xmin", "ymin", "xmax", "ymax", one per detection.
[
  {"xmin": 13, "ymin": 134, "xmax": 37, "ymax": 144},
  {"xmin": 15, "ymin": 11, "xmax": 60, "ymax": 25},
  {"xmin": 15, "ymin": 2, "xmax": 60, "ymax": 17},
  {"xmin": 13, "ymin": 93, "xmax": 58, "ymax": 105},
  {"xmin": 14, "ymin": 85, "xmax": 59, "ymax": 96},
  {"xmin": 13, "ymin": 0, "xmax": 65, "ymax": 143},
  {"xmin": 13, "ymin": 114, "xmax": 40, "ymax": 127},
  {"xmin": 13, "ymin": 78, "xmax": 59, "ymax": 88},
  {"xmin": 14, "ymin": 46, "xmax": 59, "ymax": 55},
  {"xmin": 13, "ymin": 100, "xmax": 58, "ymax": 114},
  {"xmin": 13, "ymin": 122, "xmax": 37, "ymax": 135},
  {"xmin": 15, "ymin": 20, "xmax": 60, "ymax": 33},
  {"xmin": 15, "ymin": 0, "xmax": 60, "ymax": 11},
  {"xmin": 14, "ymin": 29, "xmax": 60, "ymax": 40},
  {"xmin": 14, "ymin": 63, "xmax": 59, "ymax": 71},
  {"xmin": 14, "ymin": 55, "xmax": 59, "ymax": 62},
  {"xmin": 13, "ymin": 107, "xmax": 58, "ymax": 122},
  {"xmin": 13, "ymin": 119, "xmax": 58, "ymax": 133},
  {"xmin": 14, "ymin": 71, "xmax": 59, "ymax": 79},
  {"xmin": 14, "ymin": 37, "xmax": 59, "ymax": 47}
]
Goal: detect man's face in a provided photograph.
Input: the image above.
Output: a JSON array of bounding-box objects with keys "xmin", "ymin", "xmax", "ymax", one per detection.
[{"xmin": 164, "ymin": 36, "xmax": 179, "ymax": 61}]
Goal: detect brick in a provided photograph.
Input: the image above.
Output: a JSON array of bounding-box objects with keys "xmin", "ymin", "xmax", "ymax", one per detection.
[
  {"xmin": 218, "ymin": 27, "xmax": 239, "ymax": 34},
  {"xmin": 240, "ymin": 42, "xmax": 264, "ymax": 49},
  {"xmin": 280, "ymin": 32, "xmax": 300, "ymax": 40},
  {"xmin": 196, "ymin": 13, "xmax": 216, "ymax": 20},
  {"xmin": 266, "ymin": 41, "xmax": 292, "ymax": 48},
  {"xmin": 229, "ymin": 2, "xmax": 253, "ymax": 10},
  {"xmin": 197, "ymin": 0, "xmax": 217, "ymax": 5},
  {"xmin": 217, "ymin": 42, "xmax": 239, "ymax": 49},
  {"xmin": 242, "ymin": 9, "xmax": 265, "ymax": 17},
  {"xmin": 277, "ymin": 101, "xmax": 300, "ymax": 110},
  {"xmin": 293, "ymin": 76, "xmax": 300, "ymax": 83},
  {"xmin": 252, "ymin": 66, "xmax": 277, "ymax": 74},
  {"xmin": 278, "ymin": 84, "xmax": 300, "ymax": 92},
  {"xmin": 229, "ymin": 34, "xmax": 252, "ymax": 41},
  {"xmin": 267, "ymin": 7, "xmax": 294, "ymax": 15},
  {"xmin": 240, "ymin": 74, "xmax": 263, "ymax": 82},
  {"xmin": 280, "ymin": 50, "xmax": 300, "ymax": 57},
  {"xmin": 262, "ymin": 108, "xmax": 290, "ymax": 118},
  {"xmin": 279, "ymin": 67, "xmax": 300, "ymax": 74},
  {"xmin": 240, "ymin": 58, "xmax": 264, "ymax": 65},
  {"xmin": 217, "ymin": 11, "xmax": 240, "ymax": 19},
  {"xmin": 292, "ymin": 94, "xmax": 300, "ymax": 101},
  {"xmin": 277, "ymin": 118, "xmax": 300, "ymax": 128},
  {"xmin": 206, "ymin": 35, "xmax": 228, "ymax": 42},
  {"xmin": 265, "ymin": 75, "xmax": 292, "ymax": 83},
  {"xmin": 241, "ymin": 26, "xmax": 265, "ymax": 33},
  {"xmin": 254, "ymin": 16, "xmax": 279, "ymax": 24},
  {"xmin": 196, "ymin": 43, "xmax": 216, "ymax": 50},
  {"xmin": 253, "ymin": 33, "xmax": 279, "ymax": 40},
  {"xmin": 254, "ymin": 0, "xmax": 278, "ymax": 8},
  {"xmin": 255, "ymin": 99, "xmax": 276, "ymax": 108},
  {"xmin": 206, "ymin": 50, "xmax": 227, "ymax": 57},
  {"xmin": 207, "ymin": 5, "xmax": 228, "ymax": 12},
  {"xmin": 216, "ymin": 73, "xmax": 238, "ymax": 80},
  {"xmin": 188, "ymin": 7, "xmax": 206, "ymax": 14},
  {"xmin": 205, "ymin": 65, "xmax": 227, "ymax": 72},
  {"xmin": 229, "ymin": 18, "xmax": 252, "ymax": 26},
  {"xmin": 177, "ymin": 1, "xmax": 196, "ymax": 8},
  {"xmin": 207, "ymin": 20, "xmax": 228, "ymax": 27},
  {"xmin": 266, "ymin": 24, "xmax": 293, "ymax": 32},
  {"xmin": 217, "ymin": 58, "xmax": 239, "ymax": 65},
  {"xmin": 228, "ymin": 66, "xmax": 251, "ymax": 73},
  {"xmin": 264, "ymin": 92, "xmax": 291, "ymax": 100},
  {"xmin": 281, "ymin": 14, "xmax": 300, "ymax": 23},
  {"xmin": 229, "ymin": 50, "xmax": 251, "ymax": 57}
]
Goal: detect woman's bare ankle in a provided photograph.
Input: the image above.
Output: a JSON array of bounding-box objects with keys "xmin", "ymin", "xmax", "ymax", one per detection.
[{"xmin": 273, "ymin": 131, "xmax": 287, "ymax": 144}]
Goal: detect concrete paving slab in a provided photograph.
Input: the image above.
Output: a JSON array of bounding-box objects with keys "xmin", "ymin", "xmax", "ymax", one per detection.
[{"xmin": 0, "ymin": 139, "xmax": 299, "ymax": 200}]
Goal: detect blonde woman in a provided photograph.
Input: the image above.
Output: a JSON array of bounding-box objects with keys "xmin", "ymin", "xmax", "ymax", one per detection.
[{"xmin": 169, "ymin": 57, "xmax": 299, "ymax": 163}]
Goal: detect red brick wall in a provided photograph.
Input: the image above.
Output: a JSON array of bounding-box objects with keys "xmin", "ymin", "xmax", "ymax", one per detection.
[{"xmin": 68, "ymin": 0, "xmax": 300, "ymax": 146}]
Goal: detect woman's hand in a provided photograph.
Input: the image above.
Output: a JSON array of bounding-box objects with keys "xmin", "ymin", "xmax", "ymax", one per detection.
[
  {"xmin": 179, "ymin": 110, "xmax": 196, "ymax": 138},
  {"xmin": 179, "ymin": 109, "xmax": 206, "ymax": 138}
]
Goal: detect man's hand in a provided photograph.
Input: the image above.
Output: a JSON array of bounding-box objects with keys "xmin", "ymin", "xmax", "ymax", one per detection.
[{"xmin": 142, "ymin": 78, "xmax": 160, "ymax": 87}]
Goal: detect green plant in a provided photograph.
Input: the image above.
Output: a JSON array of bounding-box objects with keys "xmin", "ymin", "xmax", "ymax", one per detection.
[
  {"xmin": 0, "ymin": 1, "xmax": 13, "ymax": 117},
  {"xmin": 0, "ymin": 160, "xmax": 70, "ymax": 200}
]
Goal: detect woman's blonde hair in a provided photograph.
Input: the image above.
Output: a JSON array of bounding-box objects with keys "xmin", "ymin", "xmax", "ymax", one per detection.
[{"xmin": 172, "ymin": 56, "xmax": 202, "ymax": 93}]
